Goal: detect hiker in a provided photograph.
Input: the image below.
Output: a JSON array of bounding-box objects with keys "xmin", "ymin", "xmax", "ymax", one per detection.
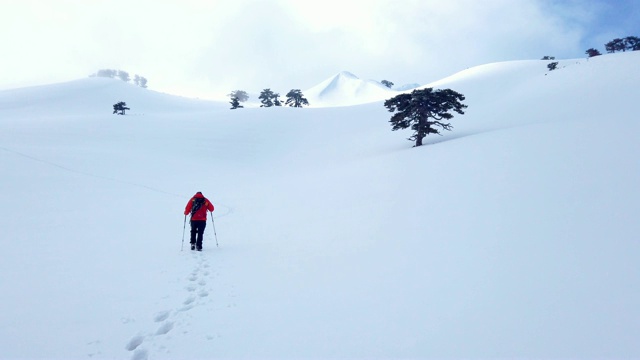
[{"xmin": 184, "ymin": 192, "xmax": 215, "ymax": 251}]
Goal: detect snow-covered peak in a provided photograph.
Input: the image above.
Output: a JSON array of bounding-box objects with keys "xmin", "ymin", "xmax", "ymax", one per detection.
[
  {"xmin": 335, "ymin": 71, "xmax": 359, "ymax": 80},
  {"xmin": 304, "ymin": 71, "xmax": 398, "ymax": 107}
]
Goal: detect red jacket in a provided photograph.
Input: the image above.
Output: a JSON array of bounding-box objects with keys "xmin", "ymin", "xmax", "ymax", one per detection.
[{"xmin": 184, "ymin": 192, "xmax": 214, "ymax": 221}]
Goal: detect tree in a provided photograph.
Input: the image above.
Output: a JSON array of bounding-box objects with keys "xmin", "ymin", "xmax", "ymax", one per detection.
[
  {"xmin": 285, "ymin": 89, "xmax": 309, "ymax": 107},
  {"xmin": 585, "ymin": 48, "xmax": 602, "ymax": 57},
  {"xmin": 133, "ymin": 75, "xmax": 148, "ymax": 88},
  {"xmin": 228, "ymin": 90, "xmax": 249, "ymax": 102},
  {"xmin": 273, "ymin": 93, "xmax": 282, "ymax": 106},
  {"xmin": 541, "ymin": 56, "xmax": 555, "ymax": 60},
  {"xmin": 384, "ymin": 88, "xmax": 467, "ymax": 147},
  {"xmin": 94, "ymin": 69, "xmax": 117, "ymax": 78},
  {"xmin": 259, "ymin": 88, "xmax": 283, "ymax": 107},
  {"xmin": 230, "ymin": 96, "xmax": 243, "ymax": 109},
  {"xmin": 547, "ymin": 61, "xmax": 559, "ymax": 71},
  {"xmin": 605, "ymin": 38, "xmax": 626, "ymax": 53},
  {"xmin": 381, "ymin": 80, "xmax": 394, "ymax": 88},
  {"xmin": 112, "ymin": 101, "xmax": 130, "ymax": 115},
  {"xmin": 117, "ymin": 70, "xmax": 130, "ymax": 82},
  {"xmin": 259, "ymin": 88, "xmax": 274, "ymax": 107},
  {"xmin": 624, "ymin": 36, "xmax": 640, "ymax": 51}
]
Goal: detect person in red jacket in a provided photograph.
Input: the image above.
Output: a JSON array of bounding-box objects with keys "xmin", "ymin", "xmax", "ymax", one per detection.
[{"xmin": 184, "ymin": 192, "xmax": 215, "ymax": 251}]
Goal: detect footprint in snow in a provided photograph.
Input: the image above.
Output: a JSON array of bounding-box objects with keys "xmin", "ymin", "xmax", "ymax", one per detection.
[
  {"xmin": 183, "ymin": 296, "xmax": 196, "ymax": 305},
  {"xmin": 125, "ymin": 335, "xmax": 145, "ymax": 351},
  {"xmin": 155, "ymin": 321, "xmax": 174, "ymax": 335},
  {"xmin": 131, "ymin": 348, "xmax": 148, "ymax": 360},
  {"xmin": 153, "ymin": 311, "xmax": 170, "ymax": 322},
  {"xmin": 178, "ymin": 304, "xmax": 195, "ymax": 312}
]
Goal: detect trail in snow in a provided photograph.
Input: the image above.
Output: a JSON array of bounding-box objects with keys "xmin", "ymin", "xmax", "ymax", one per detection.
[{"xmin": 125, "ymin": 252, "xmax": 218, "ymax": 360}]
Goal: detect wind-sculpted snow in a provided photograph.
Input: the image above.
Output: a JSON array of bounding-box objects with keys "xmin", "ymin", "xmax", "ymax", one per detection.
[{"xmin": 0, "ymin": 51, "xmax": 639, "ymax": 359}]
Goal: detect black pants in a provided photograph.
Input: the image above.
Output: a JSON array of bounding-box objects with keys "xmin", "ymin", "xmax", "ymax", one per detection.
[{"xmin": 190, "ymin": 220, "xmax": 207, "ymax": 249}]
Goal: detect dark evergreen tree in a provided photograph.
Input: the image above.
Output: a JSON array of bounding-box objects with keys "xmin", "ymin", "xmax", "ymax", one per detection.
[
  {"xmin": 541, "ymin": 56, "xmax": 556, "ymax": 60},
  {"xmin": 605, "ymin": 38, "xmax": 626, "ymax": 53},
  {"xmin": 228, "ymin": 90, "xmax": 249, "ymax": 102},
  {"xmin": 381, "ymin": 80, "xmax": 394, "ymax": 88},
  {"xmin": 285, "ymin": 89, "xmax": 309, "ymax": 107},
  {"xmin": 112, "ymin": 101, "xmax": 130, "ymax": 115},
  {"xmin": 273, "ymin": 93, "xmax": 282, "ymax": 106},
  {"xmin": 547, "ymin": 62, "xmax": 559, "ymax": 71},
  {"xmin": 230, "ymin": 96, "xmax": 243, "ymax": 109},
  {"xmin": 384, "ymin": 88, "xmax": 467, "ymax": 147},
  {"xmin": 585, "ymin": 48, "xmax": 602, "ymax": 57},
  {"xmin": 624, "ymin": 36, "xmax": 640, "ymax": 51},
  {"xmin": 259, "ymin": 88, "xmax": 275, "ymax": 107}
]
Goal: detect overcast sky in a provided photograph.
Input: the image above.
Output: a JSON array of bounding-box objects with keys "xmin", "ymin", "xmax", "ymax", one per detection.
[{"xmin": 1, "ymin": 0, "xmax": 639, "ymax": 99}]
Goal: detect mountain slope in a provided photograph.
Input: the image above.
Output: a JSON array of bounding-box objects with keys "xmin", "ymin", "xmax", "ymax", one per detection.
[
  {"xmin": 304, "ymin": 71, "xmax": 398, "ymax": 107},
  {"xmin": 0, "ymin": 52, "xmax": 638, "ymax": 359},
  {"xmin": 0, "ymin": 77, "xmax": 226, "ymax": 117}
]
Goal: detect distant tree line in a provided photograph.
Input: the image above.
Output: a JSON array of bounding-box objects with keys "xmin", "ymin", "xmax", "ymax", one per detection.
[
  {"xmin": 228, "ymin": 88, "xmax": 309, "ymax": 109},
  {"xmin": 585, "ymin": 35, "xmax": 639, "ymax": 57},
  {"xmin": 542, "ymin": 35, "xmax": 639, "ymax": 72},
  {"xmin": 604, "ymin": 36, "xmax": 640, "ymax": 53},
  {"xmin": 91, "ymin": 69, "xmax": 148, "ymax": 88}
]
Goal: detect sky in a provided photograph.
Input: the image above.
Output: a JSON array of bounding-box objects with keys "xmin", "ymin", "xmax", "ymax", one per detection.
[{"xmin": 1, "ymin": 0, "xmax": 639, "ymax": 99}]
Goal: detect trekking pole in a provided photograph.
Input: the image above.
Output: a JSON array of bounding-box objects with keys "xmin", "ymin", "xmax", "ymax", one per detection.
[
  {"xmin": 181, "ymin": 215, "xmax": 187, "ymax": 251},
  {"xmin": 210, "ymin": 211, "xmax": 219, "ymax": 247}
]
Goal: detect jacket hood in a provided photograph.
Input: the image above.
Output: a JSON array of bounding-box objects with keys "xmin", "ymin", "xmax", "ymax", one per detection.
[{"xmin": 194, "ymin": 192, "xmax": 204, "ymax": 198}]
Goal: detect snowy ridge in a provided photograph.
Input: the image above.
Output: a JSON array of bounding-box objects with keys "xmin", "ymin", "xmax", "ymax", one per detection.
[
  {"xmin": 304, "ymin": 71, "xmax": 398, "ymax": 107},
  {"xmin": 1, "ymin": 52, "xmax": 639, "ymax": 359},
  {"xmin": 0, "ymin": 77, "xmax": 227, "ymax": 116}
]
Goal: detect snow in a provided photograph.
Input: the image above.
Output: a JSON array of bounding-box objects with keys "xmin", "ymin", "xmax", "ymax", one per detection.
[
  {"xmin": 1, "ymin": 51, "xmax": 639, "ymax": 359},
  {"xmin": 304, "ymin": 71, "xmax": 398, "ymax": 107}
]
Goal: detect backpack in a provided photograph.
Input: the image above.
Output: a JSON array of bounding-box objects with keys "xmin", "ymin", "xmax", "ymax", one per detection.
[{"xmin": 191, "ymin": 197, "xmax": 205, "ymax": 215}]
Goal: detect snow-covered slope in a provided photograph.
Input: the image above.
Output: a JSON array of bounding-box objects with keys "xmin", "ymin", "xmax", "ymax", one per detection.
[
  {"xmin": 304, "ymin": 71, "xmax": 398, "ymax": 107},
  {"xmin": 0, "ymin": 52, "xmax": 639, "ymax": 359},
  {"xmin": 0, "ymin": 77, "xmax": 227, "ymax": 117}
]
